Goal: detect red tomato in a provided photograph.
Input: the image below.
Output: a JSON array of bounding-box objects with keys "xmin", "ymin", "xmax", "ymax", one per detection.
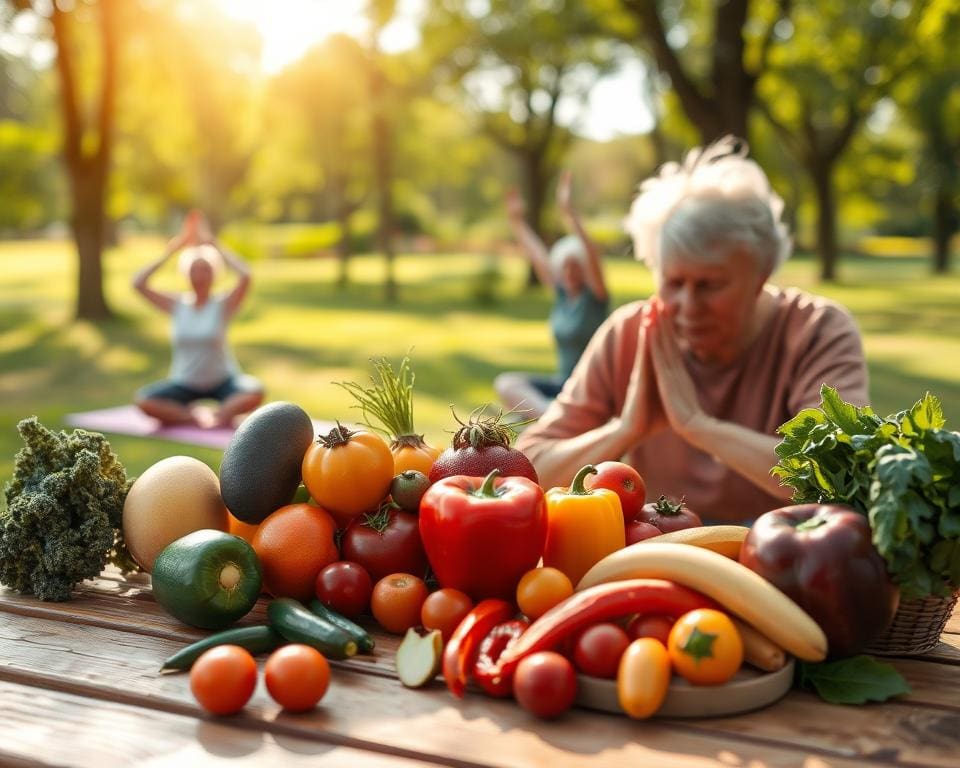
[
  {"xmin": 190, "ymin": 645, "xmax": 257, "ymax": 715},
  {"xmin": 513, "ymin": 651, "xmax": 577, "ymax": 719},
  {"xmin": 638, "ymin": 496, "xmax": 702, "ymax": 533},
  {"xmin": 625, "ymin": 519, "xmax": 662, "ymax": 545},
  {"xmin": 315, "ymin": 561, "xmax": 373, "ymax": 618},
  {"xmin": 572, "ymin": 623, "xmax": 631, "ymax": 679},
  {"xmin": 421, "ymin": 588, "xmax": 474, "ymax": 641},
  {"xmin": 341, "ymin": 507, "xmax": 428, "ymax": 583},
  {"xmin": 626, "ymin": 614, "xmax": 676, "ymax": 646},
  {"xmin": 585, "ymin": 461, "xmax": 646, "ymax": 521},
  {"xmin": 371, "ymin": 573, "xmax": 429, "ymax": 634},
  {"xmin": 264, "ymin": 644, "xmax": 331, "ymax": 712}
]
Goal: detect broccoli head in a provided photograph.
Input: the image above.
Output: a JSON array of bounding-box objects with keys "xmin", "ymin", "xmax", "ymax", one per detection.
[{"xmin": 1, "ymin": 417, "xmax": 129, "ymax": 601}]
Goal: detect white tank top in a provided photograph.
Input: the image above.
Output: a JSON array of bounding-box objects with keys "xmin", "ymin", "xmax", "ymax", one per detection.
[{"xmin": 169, "ymin": 296, "xmax": 239, "ymax": 387}]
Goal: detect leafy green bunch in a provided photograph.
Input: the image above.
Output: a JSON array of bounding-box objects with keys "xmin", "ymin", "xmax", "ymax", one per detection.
[
  {"xmin": 0, "ymin": 418, "xmax": 134, "ymax": 601},
  {"xmin": 774, "ymin": 385, "xmax": 960, "ymax": 600}
]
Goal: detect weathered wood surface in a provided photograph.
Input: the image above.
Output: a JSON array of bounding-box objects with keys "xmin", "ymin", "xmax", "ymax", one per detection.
[{"xmin": 2, "ymin": 575, "xmax": 959, "ymax": 768}]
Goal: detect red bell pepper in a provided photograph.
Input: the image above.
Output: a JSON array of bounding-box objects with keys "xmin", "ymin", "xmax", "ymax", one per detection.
[
  {"xmin": 473, "ymin": 619, "xmax": 529, "ymax": 697},
  {"xmin": 442, "ymin": 599, "xmax": 514, "ymax": 698},
  {"xmin": 419, "ymin": 469, "xmax": 547, "ymax": 601},
  {"xmin": 494, "ymin": 579, "xmax": 717, "ymax": 681}
]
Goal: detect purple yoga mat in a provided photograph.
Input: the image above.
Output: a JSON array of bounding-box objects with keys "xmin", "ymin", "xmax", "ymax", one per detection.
[{"xmin": 64, "ymin": 405, "xmax": 339, "ymax": 450}]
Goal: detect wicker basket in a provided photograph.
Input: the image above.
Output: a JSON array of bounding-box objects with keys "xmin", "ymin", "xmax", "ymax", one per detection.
[{"xmin": 865, "ymin": 590, "xmax": 959, "ymax": 656}]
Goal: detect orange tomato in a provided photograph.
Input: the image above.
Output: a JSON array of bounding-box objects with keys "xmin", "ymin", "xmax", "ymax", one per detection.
[
  {"xmin": 252, "ymin": 503, "xmax": 339, "ymax": 602},
  {"xmin": 392, "ymin": 439, "xmax": 441, "ymax": 476},
  {"xmin": 264, "ymin": 644, "xmax": 331, "ymax": 712},
  {"xmin": 190, "ymin": 645, "xmax": 257, "ymax": 715},
  {"xmin": 227, "ymin": 513, "xmax": 259, "ymax": 545},
  {"xmin": 302, "ymin": 426, "xmax": 394, "ymax": 523},
  {"xmin": 421, "ymin": 588, "xmax": 474, "ymax": 641},
  {"xmin": 516, "ymin": 567, "xmax": 574, "ymax": 620},
  {"xmin": 371, "ymin": 572, "xmax": 428, "ymax": 634},
  {"xmin": 668, "ymin": 609, "xmax": 743, "ymax": 685},
  {"xmin": 617, "ymin": 638, "xmax": 671, "ymax": 719}
]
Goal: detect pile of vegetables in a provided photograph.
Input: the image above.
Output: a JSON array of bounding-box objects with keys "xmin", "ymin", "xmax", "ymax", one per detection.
[
  {"xmin": 774, "ymin": 385, "xmax": 960, "ymax": 600},
  {"xmin": 0, "ymin": 418, "xmax": 133, "ymax": 601}
]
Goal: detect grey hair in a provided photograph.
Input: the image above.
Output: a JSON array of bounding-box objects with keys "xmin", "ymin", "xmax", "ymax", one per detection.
[
  {"xmin": 624, "ymin": 136, "xmax": 792, "ymax": 275},
  {"xmin": 549, "ymin": 234, "xmax": 587, "ymax": 276}
]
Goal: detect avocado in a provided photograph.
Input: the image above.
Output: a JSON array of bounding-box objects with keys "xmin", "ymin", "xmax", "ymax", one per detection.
[{"xmin": 219, "ymin": 401, "xmax": 315, "ymax": 523}]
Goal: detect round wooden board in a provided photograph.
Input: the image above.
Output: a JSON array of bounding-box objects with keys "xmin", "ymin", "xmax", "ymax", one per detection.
[{"xmin": 576, "ymin": 659, "xmax": 795, "ymax": 719}]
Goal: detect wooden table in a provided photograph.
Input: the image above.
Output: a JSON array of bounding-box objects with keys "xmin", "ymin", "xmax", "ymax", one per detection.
[{"xmin": 2, "ymin": 571, "xmax": 959, "ymax": 768}]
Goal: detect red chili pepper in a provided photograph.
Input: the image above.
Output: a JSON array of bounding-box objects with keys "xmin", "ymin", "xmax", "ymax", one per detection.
[
  {"xmin": 442, "ymin": 598, "xmax": 514, "ymax": 698},
  {"xmin": 494, "ymin": 579, "xmax": 717, "ymax": 681},
  {"xmin": 473, "ymin": 619, "xmax": 529, "ymax": 698},
  {"xmin": 420, "ymin": 469, "xmax": 546, "ymax": 601}
]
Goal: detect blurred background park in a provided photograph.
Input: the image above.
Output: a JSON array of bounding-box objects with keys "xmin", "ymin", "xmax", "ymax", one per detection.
[{"xmin": 1, "ymin": 0, "xmax": 959, "ymax": 485}]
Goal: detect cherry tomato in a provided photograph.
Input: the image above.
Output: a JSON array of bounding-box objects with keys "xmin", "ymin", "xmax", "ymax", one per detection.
[
  {"xmin": 572, "ymin": 623, "xmax": 631, "ymax": 679},
  {"xmin": 389, "ymin": 470, "xmax": 432, "ymax": 514},
  {"xmin": 638, "ymin": 496, "xmax": 702, "ymax": 533},
  {"xmin": 626, "ymin": 614, "xmax": 676, "ymax": 646},
  {"xmin": 625, "ymin": 519, "xmax": 662, "ymax": 545},
  {"xmin": 513, "ymin": 651, "xmax": 577, "ymax": 719},
  {"xmin": 371, "ymin": 572, "xmax": 429, "ymax": 634},
  {"xmin": 264, "ymin": 644, "xmax": 331, "ymax": 712},
  {"xmin": 315, "ymin": 561, "xmax": 373, "ymax": 618},
  {"xmin": 341, "ymin": 506, "xmax": 428, "ymax": 583},
  {"xmin": 421, "ymin": 588, "xmax": 474, "ymax": 641},
  {"xmin": 585, "ymin": 461, "xmax": 646, "ymax": 521},
  {"xmin": 516, "ymin": 567, "xmax": 573, "ymax": 620},
  {"xmin": 190, "ymin": 645, "xmax": 257, "ymax": 715},
  {"xmin": 617, "ymin": 638, "xmax": 671, "ymax": 719},
  {"xmin": 668, "ymin": 609, "xmax": 743, "ymax": 685}
]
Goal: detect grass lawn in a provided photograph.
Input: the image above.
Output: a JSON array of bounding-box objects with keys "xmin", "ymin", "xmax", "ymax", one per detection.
[{"xmin": 2, "ymin": 236, "xmax": 959, "ymax": 496}]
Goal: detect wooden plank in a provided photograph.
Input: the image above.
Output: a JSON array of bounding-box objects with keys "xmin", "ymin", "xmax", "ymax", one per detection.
[
  {"xmin": 0, "ymin": 680, "xmax": 430, "ymax": 768},
  {"xmin": 0, "ymin": 612, "xmax": 893, "ymax": 768}
]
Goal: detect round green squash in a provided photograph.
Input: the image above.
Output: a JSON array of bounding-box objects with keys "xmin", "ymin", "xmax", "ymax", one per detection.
[{"xmin": 152, "ymin": 529, "xmax": 262, "ymax": 630}]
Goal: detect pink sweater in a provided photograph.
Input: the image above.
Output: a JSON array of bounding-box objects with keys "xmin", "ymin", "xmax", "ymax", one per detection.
[{"xmin": 516, "ymin": 287, "xmax": 869, "ymax": 523}]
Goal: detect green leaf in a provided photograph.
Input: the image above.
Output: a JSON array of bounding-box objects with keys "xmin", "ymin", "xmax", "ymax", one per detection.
[
  {"xmin": 908, "ymin": 392, "xmax": 945, "ymax": 432},
  {"xmin": 796, "ymin": 656, "xmax": 911, "ymax": 705},
  {"xmin": 680, "ymin": 627, "xmax": 717, "ymax": 662},
  {"xmin": 820, "ymin": 385, "xmax": 866, "ymax": 436}
]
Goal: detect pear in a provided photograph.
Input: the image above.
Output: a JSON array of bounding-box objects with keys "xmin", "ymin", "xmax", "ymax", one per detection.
[{"xmin": 396, "ymin": 628, "xmax": 443, "ymax": 688}]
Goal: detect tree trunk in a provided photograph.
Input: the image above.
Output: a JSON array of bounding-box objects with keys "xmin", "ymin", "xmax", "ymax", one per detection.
[
  {"xmin": 811, "ymin": 160, "xmax": 838, "ymax": 282},
  {"xmin": 932, "ymin": 182, "xmax": 956, "ymax": 274},
  {"xmin": 335, "ymin": 193, "xmax": 353, "ymax": 288},
  {"xmin": 522, "ymin": 150, "xmax": 547, "ymax": 288},
  {"xmin": 71, "ymin": 164, "xmax": 111, "ymax": 320}
]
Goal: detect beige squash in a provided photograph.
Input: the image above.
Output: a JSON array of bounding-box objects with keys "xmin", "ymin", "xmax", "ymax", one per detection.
[{"xmin": 123, "ymin": 456, "xmax": 228, "ymax": 572}]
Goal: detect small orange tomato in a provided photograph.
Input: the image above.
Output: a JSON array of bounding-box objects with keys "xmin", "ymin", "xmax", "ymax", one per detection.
[
  {"xmin": 516, "ymin": 567, "xmax": 573, "ymax": 620},
  {"xmin": 617, "ymin": 638, "xmax": 671, "ymax": 719},
  {"xmin": 302, "ymin": 425, "xmax": 394, "ymax": 523},
  {"xmin": 668, "ymin": 609, "xmax": 743, "ymax": 685},
  {"xmin": 371, "ymin": 572, "xmax": 429, "ymax": 634},
  {"xmin": 190, "ymin": 645, "xmax": 257, "ymax": 715},
  {"xmin": 264, "ymin": 644, "xmax": 331, "ymax": 712},
  {"xmin": 392, "ymin": 436, "xmax": 441, "ymax": 476},
  {"xmin": 421, "ymin": 588, "xmax": 474, "ymax": 641}
]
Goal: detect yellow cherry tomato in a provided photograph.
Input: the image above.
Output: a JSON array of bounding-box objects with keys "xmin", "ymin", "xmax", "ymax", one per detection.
[
  {"xmin": 516, "ymin": 567, "xmax": 574, "ymax": 620},
  {"xmin": 617, "ymin": 638, "xmax": 671, "ymax": 719},
  {"xmin": 667, "ymin": 609, "xmax": 743, "ymax": 685}
]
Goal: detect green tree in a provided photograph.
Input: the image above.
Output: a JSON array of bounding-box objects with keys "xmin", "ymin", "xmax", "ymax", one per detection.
[{"xmin": 758, "ymin": 1, "xmax": 930, "ymax": 280}]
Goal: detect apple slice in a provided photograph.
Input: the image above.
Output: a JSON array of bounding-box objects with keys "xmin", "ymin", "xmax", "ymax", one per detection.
[{"xmin": 396, "ymin": 628, "xmax": 443, "ymax": 688}]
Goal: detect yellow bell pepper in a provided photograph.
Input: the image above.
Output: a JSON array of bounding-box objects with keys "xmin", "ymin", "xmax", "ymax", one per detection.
[{"xmin": 543, "ymin": 465, "xmax": 626, "ymax": 586}]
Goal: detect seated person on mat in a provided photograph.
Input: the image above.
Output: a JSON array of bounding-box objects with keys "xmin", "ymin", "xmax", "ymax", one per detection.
[
  {"xmin": 495, "ymin": 170, "xmax": 609, "ymax": 418},
  {"xmin": 516, "ymin": 137, "xmax": 869, "ymax": 524},
  {"xmin": 132, "ymin": 210, "xmax": 264, "ymax": 428}
]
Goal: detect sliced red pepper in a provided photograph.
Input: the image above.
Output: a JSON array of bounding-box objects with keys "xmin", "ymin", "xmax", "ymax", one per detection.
[
  {"xmin": 442, "ymin": 598, "xmax": 514, "ymax": 698},
  {"xmin": 473, "ymin": 619, "xmax": 529, "ymax": 697},
  {"xmin": 494, "ymin": 579, "xmax": 717, "ymax": 681}
]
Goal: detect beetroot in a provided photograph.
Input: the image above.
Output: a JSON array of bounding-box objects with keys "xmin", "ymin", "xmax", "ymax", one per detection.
[{"xmin": 429, "ymin": 407, "xmax": 539, "ymax": 484}]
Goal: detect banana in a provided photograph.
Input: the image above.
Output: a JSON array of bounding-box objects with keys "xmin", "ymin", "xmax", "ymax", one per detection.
[
  {"xmin": 576, "ymin": 542, "xmax": 828, "ymax": 662},
  {"xmin": 639, "ymin": 525, "xmax": 749, "ymax": 559},
  {"xmin": 732, "ymin": 617, "xmax": 787, "ymax": 672}
]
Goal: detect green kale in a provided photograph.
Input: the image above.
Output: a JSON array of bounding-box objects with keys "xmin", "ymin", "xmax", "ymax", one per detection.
[
  {"xmin": 1, "ymin": 417, "xmax": 132, "ymax": 601},
  {"xmin": 774, "ymin": 386, "xmax": 960, "ymax": 600}
]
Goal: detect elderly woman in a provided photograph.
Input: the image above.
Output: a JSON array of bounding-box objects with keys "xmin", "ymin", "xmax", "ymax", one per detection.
[
  {"xmin": 495, "ymin": 171, "xmax": 610, "ymax": 418},
  {"xmin": 516, "ymin": 138, "xmax": 868, "ymax": 523},
  {"xmin": 132, "ymin": 211, "xmax": 264, "ymax": 427}
]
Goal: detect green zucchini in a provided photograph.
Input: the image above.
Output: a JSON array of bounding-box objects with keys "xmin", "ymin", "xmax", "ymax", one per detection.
[
  {"xmin": 309, "ymin": 600, "xmax": 375, "ymax": 653},
  {"xmin": 152, "ymin": 530, "xmax": 262, "ymax": 630},
  {"xmin": 160, "ymin": 625, "xmax": 284, "ymax": 672},
  {"xmin": 267, "ymin": 598, "xmax": 357, "ymax": 659}
]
